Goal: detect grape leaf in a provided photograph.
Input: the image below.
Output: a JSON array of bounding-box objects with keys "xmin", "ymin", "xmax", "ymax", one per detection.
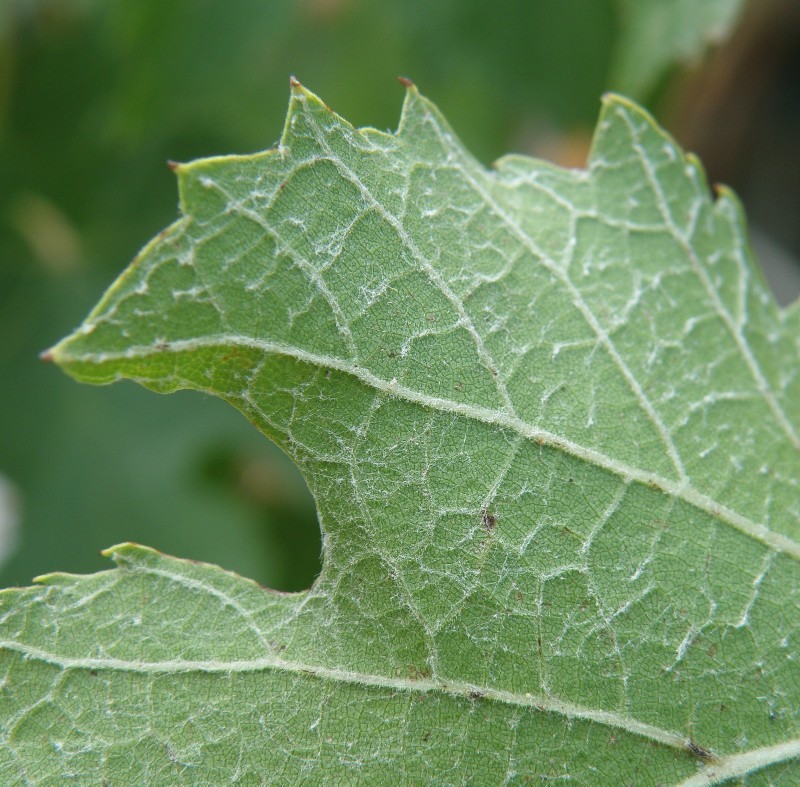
[{"xmin": 3, "ymin": 80, "xmax": 799, "ymax": 783}]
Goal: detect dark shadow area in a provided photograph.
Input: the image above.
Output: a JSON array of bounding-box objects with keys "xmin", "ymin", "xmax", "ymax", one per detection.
[{"xmin": 198, "ymin": 444, "xmax": 322, "ymax": 593}]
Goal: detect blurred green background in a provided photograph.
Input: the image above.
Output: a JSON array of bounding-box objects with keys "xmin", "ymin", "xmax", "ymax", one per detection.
[{"xmin": 1, "ymin": 0, "xmax": 798, "ymax": 591}]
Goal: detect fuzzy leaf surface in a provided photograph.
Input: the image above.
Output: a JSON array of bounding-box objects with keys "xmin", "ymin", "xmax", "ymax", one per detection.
[{"xmin": 2, "ymin": 83, "xmax": 799, "ymax": 783}]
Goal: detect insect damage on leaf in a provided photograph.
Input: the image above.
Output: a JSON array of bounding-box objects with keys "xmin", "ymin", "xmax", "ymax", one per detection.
[{"xmin": 3, "ymin": 78, "xmax": 799, "ymax": 783}]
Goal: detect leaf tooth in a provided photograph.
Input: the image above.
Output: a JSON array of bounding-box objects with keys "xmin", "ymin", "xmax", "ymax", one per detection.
[
  {"xmin": 31, "ymin": 571, "xmax": 85, "ymax": 586},
  {"xmin": 100, "ymin": 542, "xmax": 162, "ymax": 567}
]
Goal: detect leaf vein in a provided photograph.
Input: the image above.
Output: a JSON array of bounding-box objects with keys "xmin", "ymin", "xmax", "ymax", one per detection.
[
  {"xmin": 618, "ymin": 106, "xmax": 800, "ymax": 451},
  {"xmin": 66, "ymin": 335, "xmax": 800, "ymax": 561}
]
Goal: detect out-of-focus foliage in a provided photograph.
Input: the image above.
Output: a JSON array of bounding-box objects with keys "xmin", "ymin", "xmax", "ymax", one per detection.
[
  {"xmin": 0, "ymin": 0, "xmax": 776, "ymax": 591},
  {"xmin": 610, "ymin": 0, "xmax": 744, "ymax": 97}
]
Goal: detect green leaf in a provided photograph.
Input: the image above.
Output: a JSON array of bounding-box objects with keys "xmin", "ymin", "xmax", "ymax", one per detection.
[
  {"xmin": 611, "ymin": 0, "xmax": 745, "ymax": 98},
  {"xmin": 3, "ymin": 81, "xmax": 799, "ymax": 783}
]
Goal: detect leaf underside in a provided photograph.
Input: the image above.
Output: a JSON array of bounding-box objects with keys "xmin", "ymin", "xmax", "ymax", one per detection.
[{"xmin": 2, "ymin": 81, "xmax": 799, "ymax": 783}]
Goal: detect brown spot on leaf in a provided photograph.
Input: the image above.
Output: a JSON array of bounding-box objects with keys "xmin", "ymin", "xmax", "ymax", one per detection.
[
  {"xmin": 481, "ymin": 508, "xmax": 496, "ymax": 531},
  {"xmin": 406, "ymin": 664, "xmax": 431, "ymax": 680},
  {"xmin": 687, "ymin": 740, "xmax": 714, "ymax": 761}
]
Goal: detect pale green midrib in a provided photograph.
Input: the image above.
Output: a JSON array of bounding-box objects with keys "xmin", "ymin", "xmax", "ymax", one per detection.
[
  {"xmin": 63, "ymin": 335, "xmax": 800, "ymax": 561},
  {"xmin": 0, "ymin": 638, "xmax": 696, "ymax": 751},
  {"xmin": 677, "ymin": 739, "xmax": 800, "ymax": 786},
  {"xmin": 4, "ymin": 636, "xmax": 800, "ymax": 779}
]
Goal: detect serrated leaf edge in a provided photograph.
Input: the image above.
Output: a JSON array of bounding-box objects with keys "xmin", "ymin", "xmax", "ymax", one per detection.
[{"xmin": 31, "ymin": 81, "xmax": 800, "ymax": 781}]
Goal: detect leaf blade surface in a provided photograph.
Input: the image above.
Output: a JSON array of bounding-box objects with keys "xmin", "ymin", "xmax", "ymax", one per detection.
[{"xmin": 3, "ymin": 83, "xmax": 799, "ymax": 783}]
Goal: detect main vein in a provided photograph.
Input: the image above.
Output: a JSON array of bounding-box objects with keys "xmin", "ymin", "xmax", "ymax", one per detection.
[
  {"xmin": 0, "ymin": 638, "xmax": 686, "ymax": 751},
  {"xmin": 68, "ymin": 335, "xmax": 800, "ymax": 561},
  {"xmin": 678, "ymin": 738, "xmax": 800, "ymax": 786}
]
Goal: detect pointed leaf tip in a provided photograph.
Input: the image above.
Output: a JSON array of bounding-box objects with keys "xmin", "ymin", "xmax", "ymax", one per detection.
[
  {"xmin": 397, "ymin": 76, "xmax": 415, "ymax": 88},
  {"xmin": 287, "ymin": 76, "xmax": 320, "ymax": 106}
]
